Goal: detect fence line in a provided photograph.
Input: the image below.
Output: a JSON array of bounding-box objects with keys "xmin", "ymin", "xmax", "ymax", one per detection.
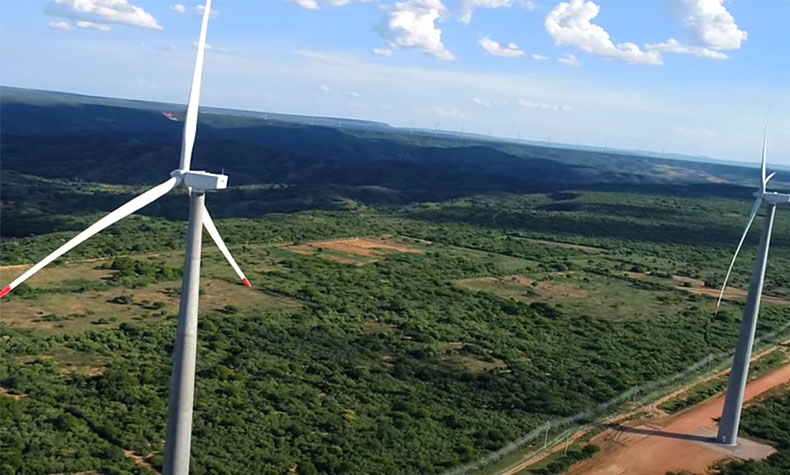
[{"xmin": 443, "ymin": 319, "xmax": 790, "ymax": 475}]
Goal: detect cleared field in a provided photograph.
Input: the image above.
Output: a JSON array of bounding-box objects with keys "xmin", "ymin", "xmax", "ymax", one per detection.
[
  {"xmin": 457, "ymin": 275, "xmax": 586, "ymax": 301},
  {"xmin": 0, "ymin": 260, "xmax": 116, "ymax": 291},
  {"xmin": 0, "ymin": 279, "xmax": 301, "ymax": 333},
  {"xmin": 17, "ymin": 345, "xmax": 112, "ymax": 376},
  {"xmin": 456, "ymin": 273, "xmax": 695, "ymax": 321},
  {"xmin": 439, "ymin": 342, "xmax": 509, "ymax": 375},
  {"xmin": 286, "ymin": 236, "xmax": 427, "ymax": 265},
  {"xmin": 625, "ymin": 271, "xmax": 790, "ymax": 306}
]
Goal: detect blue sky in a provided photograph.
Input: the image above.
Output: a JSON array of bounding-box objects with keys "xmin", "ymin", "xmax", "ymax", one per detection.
[{"xmin": 1, "ymin": 0, "xmax": 789, "ymax": 166}]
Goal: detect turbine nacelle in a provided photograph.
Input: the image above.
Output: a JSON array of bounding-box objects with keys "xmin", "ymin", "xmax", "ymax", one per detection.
[
  {"xmin": 763, "ymin": 192, "xmax": 790, "ymax": 205},
  {"xmin": 171, "ymin": 169, "xmax": 228, "ymax": 191}
]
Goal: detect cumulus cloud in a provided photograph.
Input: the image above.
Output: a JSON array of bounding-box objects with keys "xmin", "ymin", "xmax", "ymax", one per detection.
[
  {"xmin": 471, "ymin": 97, "xmax": 492, "ymax": 108},
  {"xmin": 460, "ymin": 0, "xmax": 511, "ymax": 25},
  {"xmin": 373, "ymin": 47, "xmax": 393, "ymax": 56},
  {"xmin": 519, "ymin": 98, "xmax": 573, "ymax": 111},
  {"xmin": 646, "ymin": 0, "xmax": 746, "ymax": 60},
  {"xmin": 289, "ymin": 0, "xmax": 377, "ymax": 9},
  {"xmin": 683, "ymin": 0, "xmax": 747, "ymax": 49},
  {"xmin": 76, "ymin": 20, "xmax": 112, "ymax": 31},
  {"xmin": 45, "ymin": 0, "xmax": 162, "ymax": 30},
  {"xmin": 557, "ymin": 53, "xmax": 580, "ymax": 66},
  {"xmin": 545, "ymin": 0, "xmax": 661, "ymax": 65},
  {"xmin": 531, "ymin": 53, "xmax": 548, "ymax": 60},
  {"xmin": 647, "ymin": 38, "xmax": 728, "ymax": 60},
  {"xmin": 48, "ymin": 20, "xmax": 74, "ymax": 30},
  {"xmin": 171, "ymin": 4, "xmax": 186, "ymax": 13},
  {"xmin": 478, "ymin": 36, "xmax": 524, "ymax": 57},
  {"xmin": 380, "ymin": 0, "xmax": 455, "ymax": 60},
  {"xmin": 319, "ymin": 84, "xmax": 332, "ymax": 92}
]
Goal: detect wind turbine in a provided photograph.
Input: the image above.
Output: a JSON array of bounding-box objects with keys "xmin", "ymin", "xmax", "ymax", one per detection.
[
  {"xmin": 714, "ymin": 124, "xmax": 789, "ymax": 445},
  {"xmin": 0, "ymin": 0, "xmax": 247, "ymax": 471}
]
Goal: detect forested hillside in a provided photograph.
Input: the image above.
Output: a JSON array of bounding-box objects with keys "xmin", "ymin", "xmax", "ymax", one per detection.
[{"xmin": 1, "ymin": 88, "xmax": 789, "ymax": 474}]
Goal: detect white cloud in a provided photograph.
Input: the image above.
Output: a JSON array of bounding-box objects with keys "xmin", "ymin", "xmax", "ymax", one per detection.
[
  {"xmin": 478, "ymin": 36, "xmax": 524, "ymax": 57},
  {"xmin": 48, "ymin": 20, "xmax": 74, "ymax": 30},
  {"xmin": 471, "ymin": 97, "xmax": 492, "ymax": 108},
  {"xmin": 557, "ymin": 53, "xmax": 580, "ymax": 67},
  {"xmin": 646, "ymin": 1, "xmax": 746, "ymax": 61},
  {"xmin": 45, "ymin": 0, "xmax": 162, "ymax": 30},
  {"xmin": 520, "ymin": 0, "xmax": 536, "ymax": 11},
  {"xmin": 380, "ymin": 0, "xmax": 455, "ymax": 61},
  {"xmin": 682, "ymin": 0, "xmax": 747, "ymax": 50},
  {"xmin": 531, "ymin": 53, "xmax": 548, "ymax": 60},
  {"xmin": 171, "ymin": 4, "xmax": 186, "ymax": 13},
  {"xmin": 196, "ymin": 4, "xmax": 220, "ymax": 18},
  {"xmin": 460, "ymin": 0, "xmax": 512, "ymax": 25},
  {"xmin": 319, "ymin": 84, "xmax": 332, "ymax": 92},
  {"xmin": 373, "ymin": 48, "xmax": 393, "ymax": 56},
  {"xmin": 647, "ymin": 38, "xmax": 728, "ymax": 60},
  {"xmin": 545, "ymin": 0, "xmax": 661, "ymax": 65},
  {"xmin": 289, "ymin": 0, "xmax": 377, "ymax": 9},
  {"xmin": 518, "ymin": 98, "xmax": 573, "ymax": 111},
  {"xmin": 76, "ymin": 20, "xmax": 112, "ymax": 31},
  {"xmin": 349, "ymin": 91, "xmax": 363, "ymax": 98}
]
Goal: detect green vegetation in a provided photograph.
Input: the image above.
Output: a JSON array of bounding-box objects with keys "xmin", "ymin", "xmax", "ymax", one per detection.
[
  {"xmin": 1, "ymin": 92, "xmax": 789, "ymax": 474},
  {"xmin": 1, "ymin": 187, "xmax": 789, "ymax": 473},
  {"xmin": 659, "ymin": 350, "xmax": 789, "ymax": 414},
  {"xmin": 528, "ymin": 444, "xmax": 600, "ymax": 474}
]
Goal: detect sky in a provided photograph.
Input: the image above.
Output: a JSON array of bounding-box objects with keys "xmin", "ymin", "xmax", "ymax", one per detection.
[{"xmin": 1, "ymin": 0, "xmax": 789, "ymax": 166}]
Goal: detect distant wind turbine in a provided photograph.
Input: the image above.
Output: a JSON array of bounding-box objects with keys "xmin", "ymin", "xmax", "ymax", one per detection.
[
  {"xmin": 0, "ymin": 1, "xmax": 249, "ymax": 472},
  {"xmin": 714, "ymin": 123, "xmax": 789, "ymax": 445}
]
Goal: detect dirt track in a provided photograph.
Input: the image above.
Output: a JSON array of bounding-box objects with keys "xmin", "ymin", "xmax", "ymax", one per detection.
[{"xmin": 566, "ymin": 364, "xmax": 790, "ymax": 475}]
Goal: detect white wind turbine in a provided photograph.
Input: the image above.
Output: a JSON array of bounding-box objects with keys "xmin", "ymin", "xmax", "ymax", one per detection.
[
  {"xmin": 713, "ymin": 124, "xmax": 789, "ymax": 445},
  {"xmin": 0, "ymin": 1, "xmax": 244, "ymax": 472}
]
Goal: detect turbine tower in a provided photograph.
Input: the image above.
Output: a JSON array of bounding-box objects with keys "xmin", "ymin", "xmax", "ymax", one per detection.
[
  {"xmin": 714, "ymin": 125, "xmax": 789, "ymax": 445},
  {"xmin": 0, "ymin": 1, "xmax": 247, "ymax": 471}
]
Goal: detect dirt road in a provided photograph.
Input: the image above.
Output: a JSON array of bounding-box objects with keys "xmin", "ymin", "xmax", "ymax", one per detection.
[{"xmin": 566, "ymin": 364, "xmax": 790, "ymax": 475}]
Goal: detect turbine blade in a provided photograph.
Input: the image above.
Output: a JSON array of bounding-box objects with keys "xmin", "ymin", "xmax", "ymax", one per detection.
[
  {"xmin": 714, "ymin": 198, "xmax": 763, "ymax": 316},
  {"xmin": 765, "ymin": 171, "xmax": 776, "ymax": 188},
  {"xmin": 178, "ymin": 0, "xmax": 213, "ymax": 171},
  {"xmin": 202, "ymin": 207, "xmax": 250, "ymax": 288},
  {"xmin": 0, "ymin": 177, "xmax": 178, "ymax": 299},
  {"xmin": 760, "ymin": 120, "xmax": 768, "ymax": 193}
]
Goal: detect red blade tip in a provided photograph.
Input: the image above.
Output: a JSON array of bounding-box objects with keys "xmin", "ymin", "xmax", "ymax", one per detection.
[
  {"xmin": 0, "ymin": 286, "xmax": 11, "ymax": 299},
  {"xmin": 242, "ymin": 278, "xmax": 251, "ymax": 288}
]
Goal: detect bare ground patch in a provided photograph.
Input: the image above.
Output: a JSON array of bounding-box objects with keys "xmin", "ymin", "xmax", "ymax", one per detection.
[
  {"xmin": 624, "ymin": 272, "xmax": 790, "ymax": 306},
  {"xmin": 438, "ymin": 342, "xmax": 508, "ymax": 374},
  {"xmin": 0, "ymin": 279, "xmax": 302, "ymax": 333},
  {"xmin": 124, "ymin": 450, "xmax": 157, "ymax": 472},
  {"xmin": 456, "ymin": 275, "xmax": 587, "ymax": 303},
  {"xmin": 286, "ymin": 236, "xmax": 426, "ymax": 265},
  {"xmin": 0, "ymin": 387, "xmax": 26, "ymax": 400},
  {"xmin": 680, "ymin": 285, "xmax": 790, "ymax": 306}
]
